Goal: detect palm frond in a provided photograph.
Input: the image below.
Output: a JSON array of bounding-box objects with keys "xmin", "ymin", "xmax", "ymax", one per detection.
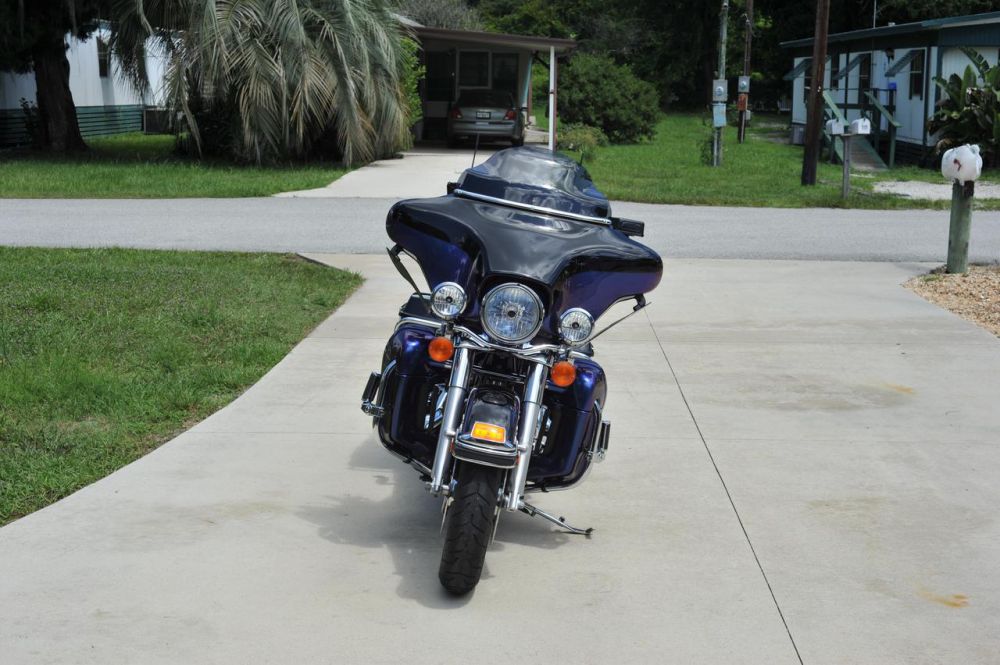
[{"xmin": 109, "ymin": 0, "xmax": 410, "ymax": 164}]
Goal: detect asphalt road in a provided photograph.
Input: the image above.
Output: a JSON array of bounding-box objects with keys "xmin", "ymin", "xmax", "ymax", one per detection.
[{"xmin": 2, "ymin": 197, "xmax": 999, "ymax": 261}]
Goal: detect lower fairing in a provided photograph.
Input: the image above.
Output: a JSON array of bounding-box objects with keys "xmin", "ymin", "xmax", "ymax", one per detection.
[{"xmin": 370, "ymin": 323, "xmax": 608, "ymax": 491}]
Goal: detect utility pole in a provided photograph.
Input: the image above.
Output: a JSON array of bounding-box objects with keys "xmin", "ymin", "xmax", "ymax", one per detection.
[
  {"xmin": 712, "ymin": 0, "xmax": 730, "ymax": 166},
  {"xmin": 801, "ymin": 0, "xmax": 830, "ymax": 186},
  {"xmin": 737, "ymin": 0, "xmax": 754, "ymax": 143}
]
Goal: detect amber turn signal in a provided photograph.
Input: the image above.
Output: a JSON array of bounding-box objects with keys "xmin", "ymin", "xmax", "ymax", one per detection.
[
  {"xmin": 471, "ymin": 421, "xmax": 507, "ymax": 443},
  {"xmin": 428, "ymin": 336, "xmax": 454, "ymax": 362},
  {"xmin": 550, "ymin": 360, "xmax": 577, "ymax": 387}
]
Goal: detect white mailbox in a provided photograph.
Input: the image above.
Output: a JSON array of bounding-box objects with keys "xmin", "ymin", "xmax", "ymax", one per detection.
[
  {"xmin": 849, "ymin": 118, "xmax": 871, "ymax": 135},
  {"xmin": 941, "ymin": 144, "xmax": 982, "ymax": 183},
  {"xmin": 825, "ymin": 119, "xmax": 845, "ymax": 136}
]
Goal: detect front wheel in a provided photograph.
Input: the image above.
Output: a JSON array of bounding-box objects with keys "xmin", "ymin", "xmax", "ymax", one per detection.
[{"xmin": 438, "ymin": 463, "xmax": 502, "ymax": 595}]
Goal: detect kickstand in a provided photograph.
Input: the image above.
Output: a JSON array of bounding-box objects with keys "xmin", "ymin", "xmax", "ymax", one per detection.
[{"xmin": 519, "ymin": 500, "xmax": 594, "ymax": 536}]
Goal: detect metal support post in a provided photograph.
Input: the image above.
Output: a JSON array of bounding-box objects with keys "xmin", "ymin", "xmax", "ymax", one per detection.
[
  {"xmin": 737, "ymin": 0, "xmax": 753, "ymax": 143},
  {"xmin": 713, "ymin": 0, "xmax": 729, "ymax": 167}
]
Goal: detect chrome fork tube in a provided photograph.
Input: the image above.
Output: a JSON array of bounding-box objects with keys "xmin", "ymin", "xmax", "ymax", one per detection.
[
  {"xmin": 429, "ymin": 346, "xmax": 471, "ymax": 495},
  {"xmin": 505, "ymin": 360, "xmax": 549, "ymax": 511}
]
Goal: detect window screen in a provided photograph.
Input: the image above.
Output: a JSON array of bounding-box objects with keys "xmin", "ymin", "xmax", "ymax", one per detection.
[
  {"xmin": 459, "ymin": 52, "xmax": 489, "ymax": 88},
  {"xmin": 492, "ymin": 53, "xmax": 519, "ymax": 100},
  {"xmin": 909, "ymin": 50, "xmax": 925, "ymax": 100},
  {"xmin": 97, "ymin": 38, "xmax": 110, "ymax": 78}
]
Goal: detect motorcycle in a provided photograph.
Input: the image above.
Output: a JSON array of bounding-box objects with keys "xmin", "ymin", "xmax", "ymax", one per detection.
[{"xmin": 361, "ymin": 146, "xmax": 662, "ymax": 595}]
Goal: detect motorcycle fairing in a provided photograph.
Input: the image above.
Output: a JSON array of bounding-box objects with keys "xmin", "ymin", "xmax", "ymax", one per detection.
[{"xmin": 386, "ymin": 196, "xmax": 662, "ymax": 326}]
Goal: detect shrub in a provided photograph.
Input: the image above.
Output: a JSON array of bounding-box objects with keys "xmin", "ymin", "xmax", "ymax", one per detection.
[
  {"xmin": 928, "ymin": 47, "xmax": 1000, "ymax": 166},
  {"xmin": 556, "ymin": 123, "xmax": 608, "ymax": 164},
  {"xmin": 558, "ymin": 54, "xmax": 659, "ymax": 143}
]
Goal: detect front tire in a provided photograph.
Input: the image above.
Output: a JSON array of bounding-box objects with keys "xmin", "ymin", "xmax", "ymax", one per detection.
[{"xmin": 438, "ymin": 463, "xmax": 502, "ymax": 595}]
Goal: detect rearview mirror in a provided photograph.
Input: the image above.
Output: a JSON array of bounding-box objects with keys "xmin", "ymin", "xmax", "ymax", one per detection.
[{"xmin": 611, "ymin": 217, "xmax": 645, "ymax": 237}]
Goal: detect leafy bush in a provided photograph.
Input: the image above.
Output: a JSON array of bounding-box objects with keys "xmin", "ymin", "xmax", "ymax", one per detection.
[
  {"xmin": 928, "ymin": 47, "xmax": 1000, "ymax": 166},
  {"xmin": 531, "ymin": 62, "xmax": 549, "ymax": 121},
  {"xmin": 556, "ymin": 123, "xmax": 608, "ymax": 164},
  {"xmin": 558, "ymin": 54, "xmax": 659, "ymax": 144},
  {"xmin": 401, "ymin": 37, "xmax": 424, "ymax": 130}
]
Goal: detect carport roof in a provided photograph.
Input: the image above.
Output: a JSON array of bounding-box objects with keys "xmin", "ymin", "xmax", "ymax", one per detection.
[{"xmin": 410, "ymin": 24, "xmax": 576, "ymax": 53}]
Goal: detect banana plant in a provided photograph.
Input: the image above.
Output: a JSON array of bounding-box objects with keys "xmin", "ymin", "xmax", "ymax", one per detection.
[{"xmin": 929, "ymin": 47, "xmax": 1000, "ymax": 165}]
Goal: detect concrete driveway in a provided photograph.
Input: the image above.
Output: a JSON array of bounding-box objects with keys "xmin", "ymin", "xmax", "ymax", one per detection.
[
  {"xmin": 2, "ymin": 255, "xmax": 999, "ymax": 664},
  {"xmin": 275, "ymin": 145, "xmax": 496, "ymax": 199}
]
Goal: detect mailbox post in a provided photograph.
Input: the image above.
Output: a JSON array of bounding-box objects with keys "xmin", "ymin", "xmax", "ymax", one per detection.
[
  {"xmin": 826, "ymin": 117, "xmax": 870, "ymax": 198},
  {"xmin": 941, "ymin": 144, "xmax": 982, "ymax": 274}
]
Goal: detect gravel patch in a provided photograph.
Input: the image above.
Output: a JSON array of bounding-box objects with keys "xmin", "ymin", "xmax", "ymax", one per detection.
[
  {"xmin": 875, "ymin": 180, "xmax": 1000, "ymax": 200},
  {"xmin": 907, "ymin": 265, "xmax": 1000, "ymax": 336}
]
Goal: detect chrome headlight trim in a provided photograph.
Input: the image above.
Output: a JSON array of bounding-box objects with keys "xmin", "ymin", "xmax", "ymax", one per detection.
[
  {"xmin": 480, "ymin": 283, "xmax": 544, "ymax": 344},
  {"xmin": 430, "ymin": 282, "xmax": 467, "ymax": 320},
  {"xmin": 558, "ymin": 308, "xmax": 595, "ymax": 345}
]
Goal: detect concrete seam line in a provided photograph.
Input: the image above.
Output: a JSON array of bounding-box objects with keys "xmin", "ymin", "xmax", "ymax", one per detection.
[{"xmin": 644, "ymin": 310, "xmax": 806, "ymax": 665}]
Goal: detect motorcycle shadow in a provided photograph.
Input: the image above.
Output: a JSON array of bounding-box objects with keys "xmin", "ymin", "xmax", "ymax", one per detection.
[{"xmin": 297, "ymin": 435, "xmax": 573, "ymax": 607}]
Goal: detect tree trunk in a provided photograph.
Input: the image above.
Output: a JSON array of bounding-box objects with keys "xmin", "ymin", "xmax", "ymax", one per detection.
[{"xmin": 32, "ymin": 35, "xmax": 86, "ymax": 152}]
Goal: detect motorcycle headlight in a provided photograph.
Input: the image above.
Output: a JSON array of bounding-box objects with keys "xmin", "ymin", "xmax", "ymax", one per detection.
[
  {"xmin": 481, "ymin": 283, "xmax": 543, "ymax": 343},
  {"xmin": 431, "ymin": 282, "xmax": 467, "ymax": 320},
  {"xmin": 559, "ymin": 308, "xmax": 594, "ymax": 344}
]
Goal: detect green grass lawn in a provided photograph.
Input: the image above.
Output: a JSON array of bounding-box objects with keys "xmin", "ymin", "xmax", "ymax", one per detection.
[
  {"xmin": 0, "ymin": 133, "xmax": 348, "ymax": 198},
  {"xmin": 0, "ymin": 248, "xmax": 361, "ymax": 524},
  {"xmin": 571, "ymin": 114, "xmax": 997, "ymax": 209}
]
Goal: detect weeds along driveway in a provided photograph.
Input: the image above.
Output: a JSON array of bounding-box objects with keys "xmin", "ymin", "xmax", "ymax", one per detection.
[{"xmin": 1, "ymin": 255, "xmax": 998, "ymax": 664}]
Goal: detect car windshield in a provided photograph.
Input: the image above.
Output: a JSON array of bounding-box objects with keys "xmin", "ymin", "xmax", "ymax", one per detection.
[{"xmin": 456, "ymin": 91, "xmax": 512, "ymax": 108}]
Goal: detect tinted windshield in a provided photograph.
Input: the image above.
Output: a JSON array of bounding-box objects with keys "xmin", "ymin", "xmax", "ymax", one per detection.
[
  {"xmin": 457, "ymin": 146, "xmax": 610, "ymax": 220},
  {"xmin": 456, "ymin": 90, "xmax": 513, "ymax": 108}
]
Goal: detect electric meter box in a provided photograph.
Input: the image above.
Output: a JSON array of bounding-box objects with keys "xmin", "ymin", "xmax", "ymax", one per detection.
[
  {"xmin": 712, "ymin": 79, "xmax": 728, "ymax": 102},
  {"xmin": 738, "ymin": 76, "xmax": 750, "ymax": 93}
]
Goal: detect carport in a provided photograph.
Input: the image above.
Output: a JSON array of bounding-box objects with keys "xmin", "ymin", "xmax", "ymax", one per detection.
[{"xmin": 407, "ymin": 22, "xmax": 575, "ymax": 149}]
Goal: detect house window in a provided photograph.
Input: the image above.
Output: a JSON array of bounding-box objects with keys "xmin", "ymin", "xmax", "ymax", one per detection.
[
  {"xmin": 97, "ymin": 38, "xmax": 110, "ymax": 78},
  {"xmin": 829, "ymin": 55, "xmax": 840, "ymax": 90},
  {"xmin": 459, "ymin": 51, "xmax": 490, "ymax": 88},
  {"xmin": 492, "ymin": 53, "xmax": 518, "ymax": 99},
  {"xmin": 909, "ymin": 50, "xmax": 925, "ymax": 100}
]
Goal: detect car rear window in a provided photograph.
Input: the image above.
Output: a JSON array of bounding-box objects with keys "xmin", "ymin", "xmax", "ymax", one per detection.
[{"xmin": 457, "ymin": 91, "xmax": 513, "ymax": 108}]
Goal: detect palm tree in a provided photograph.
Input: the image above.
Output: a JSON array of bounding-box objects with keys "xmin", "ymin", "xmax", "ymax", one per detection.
[{"xmin": 110, "ymin": 0, "xmax": 411, "ymax": 165}]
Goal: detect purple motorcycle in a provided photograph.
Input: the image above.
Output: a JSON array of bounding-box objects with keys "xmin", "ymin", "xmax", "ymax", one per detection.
[{"xmin": 361, "ymin": 147, "xmax": 662, "ymax": 594}]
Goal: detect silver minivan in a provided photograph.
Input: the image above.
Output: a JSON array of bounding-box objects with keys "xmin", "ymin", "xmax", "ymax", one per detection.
[{"xmin": 446, "ymin": 90, "xmax": 525, "ymax": 147}]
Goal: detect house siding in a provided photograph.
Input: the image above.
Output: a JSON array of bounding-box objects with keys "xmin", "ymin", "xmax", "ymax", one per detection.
[
  {"xmin": 0, "ymin": 26, "xmax": 165, "ymax": 146},
  {"xmin": 784, "ymin": 14, "xmax": 1000, "ymax": 155}
]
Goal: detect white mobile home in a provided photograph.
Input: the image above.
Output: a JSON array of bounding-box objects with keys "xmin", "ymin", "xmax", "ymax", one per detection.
[
  {"xmin": 782, "ymin": 11, "xmax": 1000, "ymax": 165},
  {"xmin": 0, "ymin": 24, "xmax": 166, "ymax": 147}
]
